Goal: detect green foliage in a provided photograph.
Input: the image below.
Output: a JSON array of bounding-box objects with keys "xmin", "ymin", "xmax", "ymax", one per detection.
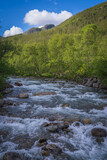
[{"xmin": 0, "ymin": 2, "xmax": 107, "ymax": 87}]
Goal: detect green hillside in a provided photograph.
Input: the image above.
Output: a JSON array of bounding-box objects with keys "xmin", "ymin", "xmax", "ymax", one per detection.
[
  {"xmin": 7, "ymin": 2, "xmax": 107, "ymax": 44},
  {"xmin": 0, "ymin": 2, "xmax": 107, "ymax": 87}
]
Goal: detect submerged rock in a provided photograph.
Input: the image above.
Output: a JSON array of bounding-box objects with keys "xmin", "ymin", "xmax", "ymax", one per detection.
[
  {"xmin": 19, "ymin": 93, "xmax": 29, "ymax": 98},
  {"xmin": 14, "ymin": 82, "xmax": 23, "ymax": 86},
  {"xmin": 91, "ymin": 128, "xmax": 107, "ymax": 137},
  {"xmin": 34, "ymin": 92, "xmax": 56, "ymax": 96},
  {"xmin": 3, "ymin": 152, "xmax": 22, "ymax": 160}
]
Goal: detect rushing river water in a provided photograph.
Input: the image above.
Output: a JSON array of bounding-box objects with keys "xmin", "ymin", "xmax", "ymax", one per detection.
[{"xmin": 0, "ymin": 77, "xmax": 107, "ymax": 160}]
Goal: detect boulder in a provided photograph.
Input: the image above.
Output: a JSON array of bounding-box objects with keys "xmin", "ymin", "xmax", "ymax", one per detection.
[
  {"xmin": 15, "ymin": 82, "xmax": 23, "ymax": 86},
  {"xmin": 34, "ymin": 92, "xmax": 56, "ymax": 96},
  {"xmin": 3, "ymin": 152, "xmax": 22, "ymax": 160},
  {"xmin": 91, "ymin": 128, "xmax": 107, "ymax": 137},
  {"xmin": 19, "ymin": 93, "xmax": 29, "ymax": 98}
]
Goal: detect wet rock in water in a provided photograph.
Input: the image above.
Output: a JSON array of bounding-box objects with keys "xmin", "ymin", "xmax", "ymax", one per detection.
[
  {"xmin": 65, "ymin": 143, "xmax": 77, "ymax": 152},
  {"xmin": 41, "ymin": 122, "xmax": 49, "ymax": 128},
  {"xmin": 34, "ymin": 92, "xmax": 56, "ymax": 96},
  {"xmin": 93, "ymin": 83, "xmax": 99, "ymax": 88},
  {"xmin": 37, "ymin": 138, "xmax": 47, "ymax": 147},
  {"xmin": 72, "ymin": 118, "xmax": 80, "ymax": 122},
  {"xmin": 0, "ymin": 99, "xmax": 5, "ymax": 107},
  {"xmin": 96, "ymin": 137, "xmax": 104, "ymax": 143},
  {"xmin": 14, "ymin": 134, "xmax": 36, "ymax": 149},
  {"xmin": 91, "ymin": 128, "xmax": 107, "ymax": 137},
  {"xmin": 82, "ymin": 119, "xmax": 91, "ymax": 125},
  {"xmin": 3, "ymin": 152, "xmax": 22, "ymax": 160},
  {"xmin": 19, "ymin": 93, "xmax": 29, "ymax": 98},
  {"xmin": 14, "ymin": 82, "xmax": 23, "ymax": 86},
  {"xmin": 48, "ymin": 116, "xmax": 56, "ymax": 121},
  {"xmin": 74, "ymin": 122, "xmax": 80, "ymax": 126},
  {"xmin": 55, "ymin": 152, "xmax": 71, "ymax": 160},
  {"xmin": 62, "ymin": 103, "xmax": 70, "ymax": 108},
  {"xmin": 63, "ymin": 129, "xmax": 71, "ymax": 133},
  {"xmin": 3, "ymin": 89, "xmax": 12, "ymax": 94},
  {"xmin": 5, "ymin": 101, "xmax": 14, "ymax": 106},
  {"xmin": 43, "ymin": 144, "xmax": 62, "ymax": 154},
  {"xmin": 5, "ymin": 83, "xmax": 13, "ymax": 88},
  {"xmin": 58, "ymin": 123, "xmax": 69, "ymax": 130},
  {"xmin": 47, "ymin": 125, "xmax": 58, "ymax": 132},
  {"xmin": 0, "ymin": 131, "xmax": 9, "ymax": 140},
  {"xmin": 41, "ymin": 151, "xmax": 50, "ymax": 156}
]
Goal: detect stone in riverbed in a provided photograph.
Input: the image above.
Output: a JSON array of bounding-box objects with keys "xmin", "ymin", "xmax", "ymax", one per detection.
[
  {"xmin": 19, "ymin": 93, "xmax": 29, "ymax": 98},
  {"xmin": 41, "ymin": 151, "xmax": 50, "ymax": 156},
  {"xmin": 14, "ymin": 82, "xmax": 23, "ymax": 86},
  {"xmin": 91, "ymin": 128, "xmax": 107, "ymax": 137},
  {"xmin": 62, "ymin": 103, "xmax": 70, "ymax": 108},
  {"xmin": 57, "ymin": 123, "xmax": 69, "ymax": 130},
  {"xmin": 46, "ymin": 125, "xmax": 58, "ymax": 132},
  {"xmin": 43, "ymin": 144, "xmax": 62, "ymax": 154},
  {"xmin": 37, "ymin": 138, "xmax": 47, "ymax": 147},
  {"xmin": 96, "ymin": 137, "xmax": 104, "ymax": 143},
  {"xmin": 3, "ymin": 152, "xmax": 22, "ymax": 160},
  {"xmin": 48, "ymin": 116, "xmax": 56, "ymax": 121},
  {"xmin": 82, "ymin": 119, "xmax": 91, "ymax": 125},
  {"xmin": 41, "ymin": 122, "xmax": 49, "ymax": 128},
  {"xmin": 34, "ymin": 92, "xmax": 56, "ymax": 96}
]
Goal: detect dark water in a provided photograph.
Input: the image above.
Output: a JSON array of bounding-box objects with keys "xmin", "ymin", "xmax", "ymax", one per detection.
[{"xmin": 0, "ymin": 77, "xmax": 107, "ymax": 160}]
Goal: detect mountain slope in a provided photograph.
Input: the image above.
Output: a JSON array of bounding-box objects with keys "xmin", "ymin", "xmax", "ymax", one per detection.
[{"xmin": 7, "ymin": 2, "xmax": 107, "ymax": 44}]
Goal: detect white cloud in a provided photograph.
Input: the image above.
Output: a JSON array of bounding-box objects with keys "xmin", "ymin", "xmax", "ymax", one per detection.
[
  {"xmin": 3, "ymin": 26, "xmax": 23, "ymax": 37},
  {"xmin": 24, "ymin": 9, "xmax": 72, "ymax": 26}
]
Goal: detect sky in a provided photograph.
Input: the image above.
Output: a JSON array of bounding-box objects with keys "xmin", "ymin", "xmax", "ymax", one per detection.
[{"xmin": 0, "ymin": 0, "xmax": 106, "ymax": 37}]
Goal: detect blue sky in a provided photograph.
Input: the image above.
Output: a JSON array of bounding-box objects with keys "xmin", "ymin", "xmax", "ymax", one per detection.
[{"xmin": 0, "ymin": 0, "xmax": 106, "ymax": 36}]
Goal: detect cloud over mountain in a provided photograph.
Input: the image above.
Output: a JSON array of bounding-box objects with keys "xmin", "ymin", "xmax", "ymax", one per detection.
[
  {"xmin": 24, "ymin": 9, "xmax": 72, "ymax": 26},
  {"xmin": 3, "ymin": 26, "xmax": 23, "ymax": 37}
]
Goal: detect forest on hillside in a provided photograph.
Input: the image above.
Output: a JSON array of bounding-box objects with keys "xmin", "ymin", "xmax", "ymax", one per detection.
[{"xmin": 0, "ymin": 2, "xmax": 107, "ymax": 95}]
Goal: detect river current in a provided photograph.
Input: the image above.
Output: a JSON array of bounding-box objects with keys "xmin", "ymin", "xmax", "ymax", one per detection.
[{"xmin": 0, "ymin": 77, "xmax": 107, "ymax": 160}]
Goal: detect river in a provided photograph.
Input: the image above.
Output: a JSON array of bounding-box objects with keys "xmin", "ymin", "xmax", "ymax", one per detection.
[{"xmin": 0, "ymin": 77, "xmax": 107, "ymax": 160}]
